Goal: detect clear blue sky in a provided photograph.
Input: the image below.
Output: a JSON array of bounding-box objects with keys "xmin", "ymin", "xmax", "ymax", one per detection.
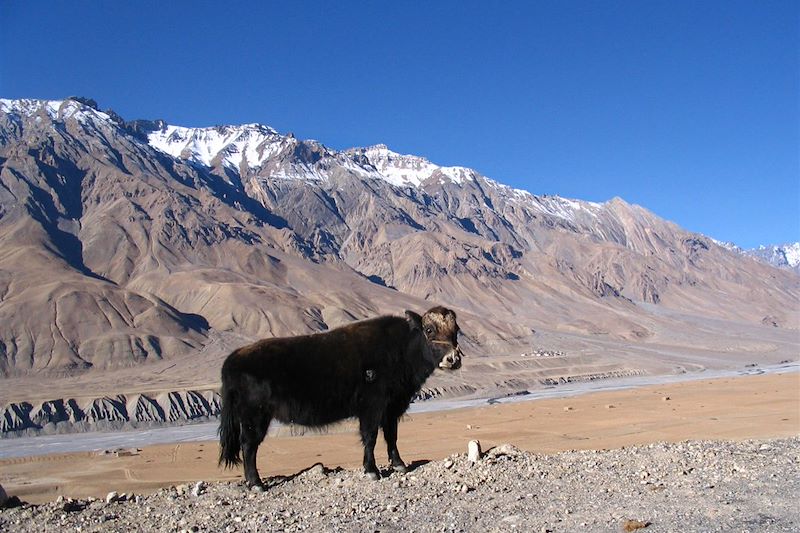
[{"xmin": 2, "ymin": 1, "xmax": 797, "ymax": 248}]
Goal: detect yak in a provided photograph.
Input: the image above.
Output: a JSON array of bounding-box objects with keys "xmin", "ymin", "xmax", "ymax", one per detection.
[{"xmin": 218, "ymin": 306, "xmax": 463, "ymax": 489}]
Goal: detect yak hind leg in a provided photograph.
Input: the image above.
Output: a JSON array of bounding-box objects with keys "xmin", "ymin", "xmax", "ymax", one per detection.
[
  {"xmin": 382, "ymin": 413, "xmax": 408, "ymax": 473},
  {"xmin": 240, "ymin": 412, "xmax": 271, "ymax": 490},
  {"xmin": 359, "ymin": 412, "xmax": 382, "ymax": 480}
]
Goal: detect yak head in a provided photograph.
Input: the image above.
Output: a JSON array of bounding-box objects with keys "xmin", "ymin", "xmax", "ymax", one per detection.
[{"xmin": 406, "ymin": 306, "xmax": 463, "ymax": 370}]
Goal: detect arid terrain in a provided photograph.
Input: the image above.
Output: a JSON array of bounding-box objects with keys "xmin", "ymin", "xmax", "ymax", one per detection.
[
  {"xmin": 1, "ymin": 372, "xmax": 798, "ymax": 531},
  {"xmin": 0, "ymin": 98, "xmax": 798, "ymax": 532},
  {"xmin": 1, "ymin": 372, "xmax": 797, "ymax": 501}
]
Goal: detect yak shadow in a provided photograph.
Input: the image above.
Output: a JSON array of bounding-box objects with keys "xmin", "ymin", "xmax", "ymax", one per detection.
[
  {"xmin": 402, "ymin": 459, "xmax": 430, "ymax": 472},
  {"xmin": 260, "ymin": 462, "xmax": 343, "ymax": 489},
  {"xmin": 375, "ymin": 459, "xmax": 430, "ymax": 479},
  {"xmin": 253, "ymin": 459, "xmax": 432, "ymax": 489}
]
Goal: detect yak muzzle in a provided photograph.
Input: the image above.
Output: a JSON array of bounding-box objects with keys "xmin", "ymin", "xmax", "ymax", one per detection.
[{"xmin": 438, "ymin": 346, "xmax": 463, "ymax": 370}]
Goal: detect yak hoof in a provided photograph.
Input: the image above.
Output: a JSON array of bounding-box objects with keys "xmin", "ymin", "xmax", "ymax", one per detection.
[
  {"xmin": 392, "ymin": 463, "xmax": 409, "ymax": 474},
  {"xmin": 366, "ymin": 471, "xmax": 381, "ymax": 481},
  {"xmin": 247, "ymin": 481, "xmax": 266, "ymax": 492}
]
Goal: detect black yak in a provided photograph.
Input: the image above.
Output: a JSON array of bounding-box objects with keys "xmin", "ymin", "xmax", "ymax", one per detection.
[{"xmin": 218, "ymin": 306, "xmax": 463, "ymax": 489}]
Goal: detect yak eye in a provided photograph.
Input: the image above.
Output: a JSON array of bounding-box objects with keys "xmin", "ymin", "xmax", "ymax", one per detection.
[{"xmin": 424, "ymin": 326, "xmax": 434, "ymax": 335}]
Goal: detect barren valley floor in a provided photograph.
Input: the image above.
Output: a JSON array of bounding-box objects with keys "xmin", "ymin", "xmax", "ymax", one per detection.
[{"xmin": 1, "ymin": 371, "xmax": 797, "ymax": 504}]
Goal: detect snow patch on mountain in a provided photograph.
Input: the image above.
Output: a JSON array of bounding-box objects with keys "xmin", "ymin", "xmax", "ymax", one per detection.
[
  {"xmin": 711, "ymin": 239, "xmax": 742, "ymax": 252},
  {"xmin": 711, "ymin": 239, "xmax": 800, "ymax": 273},
  {"xmin": 146, "ymin": 123, "xmax": 284, "ymax": 171},
  {"xmin": 750, "ymin": 242, "xmax": 800, "ymax": 270},
  {"xmin": 350, "ymin": 144, "xmax": 474, "ymax": 187},
  {"xmin": 784, "ymin": 243, "xmax": 800, "ymax": 267},
  {"xmin": 0, "ymin": 98, "xmax": 112, "ymax": 126}
]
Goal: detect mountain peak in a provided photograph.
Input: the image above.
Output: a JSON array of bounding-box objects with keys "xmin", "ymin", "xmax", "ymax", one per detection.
[
  {"xmin": 348, "ymin": 144, "xmax": 475, "ymax": 187},
  {"xmin": 0, "ymin": 97, "xmax": 113, "ymax": 125},
  {"xmin": 146, "ymin": 122, "xmax": 284, "ymax": 170},
  {"xmin": 748, "ymin": 242, "xmax": 800, "ymax": 272}
]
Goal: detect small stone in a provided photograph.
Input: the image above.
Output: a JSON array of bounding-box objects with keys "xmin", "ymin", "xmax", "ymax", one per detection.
[
  {"xmin": 386, "ymin": 504, "xmax": 398, "ymax": 512},
  {"xmin": 662, "ymin": 396, "xmax": 671, "ymax": 401},
  {"xmin": 306, "ymin": 463, "xmax": 326, "ymax": 480},
  {"xmin": 563, "ymin": 406, "xmax": 573, "ymax": 411},
  {"xmin": 488, "ymin": 444, "xmax": 522, "ymax": 458},
  {"xmin": 191, "ymin": 481, "xmax": 206, "ymax": 497},
  {"xmin": 467, "ymin": 440, "xmax": 482, "ymax": 462},
  {"xmin": 460, "ymin": 484, "xmax": 470, "ymax": 493},
  {"xmin": 63, "ymin": 499, "xmax": 87, "ymax": 513},
  {"xmin": 105, "ymin": 492, "xmax": 118, "ymax": 504},
  {"xmin": 623, "ymin": 519, "xmax": 651, "ymax": 531},
  {"xmin": 443, "ymin": 459, "xmax": 454, "ymax": 469},
  {"xmin": 605, "ymin": 404, "xmax": 615, "ymax": 409}
]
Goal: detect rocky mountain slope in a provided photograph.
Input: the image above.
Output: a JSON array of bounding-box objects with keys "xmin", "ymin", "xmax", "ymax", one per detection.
[{"xmin": 0, "ymin": 97, "xmax": 797, "ymax": 410}]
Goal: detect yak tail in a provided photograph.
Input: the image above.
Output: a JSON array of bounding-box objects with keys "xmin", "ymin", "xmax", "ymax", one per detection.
[{"xmin": 218, "ymin": 376, "xmax": 241, "ymax": 468}]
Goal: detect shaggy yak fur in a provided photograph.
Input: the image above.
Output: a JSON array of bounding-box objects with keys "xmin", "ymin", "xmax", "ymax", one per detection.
[{"xmin": 218, "ymin": 306, "xmax": 464, "ymax": 488}]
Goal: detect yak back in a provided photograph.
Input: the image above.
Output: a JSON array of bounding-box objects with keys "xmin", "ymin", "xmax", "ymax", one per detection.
[{"xmin": 221, "ymin": 315, "xmax": 435, "ymax": 426}]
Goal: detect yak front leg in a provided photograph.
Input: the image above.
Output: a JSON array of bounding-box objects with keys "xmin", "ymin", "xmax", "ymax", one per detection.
[
  {"xmin": 382, "ymin": 413, "xmax": 408, "ymax": 473},
  {"xmin": 359, "ymin": 412, "xmax": 382, "ymax": 480}
]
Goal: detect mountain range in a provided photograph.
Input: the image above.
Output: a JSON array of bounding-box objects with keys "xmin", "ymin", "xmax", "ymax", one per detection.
[
  {"xmin": 0, "ymin": 97, "xmax": 797, "ymax": 425},
  {"xmin": 714, "ymin": 241, "xmax": 800, "ymax": 274}
]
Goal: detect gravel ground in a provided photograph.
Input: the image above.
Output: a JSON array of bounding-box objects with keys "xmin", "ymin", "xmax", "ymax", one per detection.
[{"xmin": 2, "ymin": 437, "xmax": 798, "ymax": 532}]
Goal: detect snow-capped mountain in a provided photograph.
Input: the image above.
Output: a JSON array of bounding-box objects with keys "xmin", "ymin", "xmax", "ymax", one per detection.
[
  {"xmin": 146, "ymin": 123, "xmax": 284, "ymax": 171},
  {"xmin": 747, "ymin": 243, "xmax": 800, "ymax": 273},
  {"xmin": 711, "ymin": 238, "xmax": 800, "ymax": 273},
  {"xmin": 0, "ymin": 97, "xmax": 111, "ymax": 125},
  {"xmin": 0, "ymin": 97, "xmax": 797, "ymax": 382},
  {"xmin": 140, "ymin": 113, "xmax": 618, "ymax": 232},
  {"xmin": 347, "ymin": 144, "xmax": 475, "ymax": 187}
]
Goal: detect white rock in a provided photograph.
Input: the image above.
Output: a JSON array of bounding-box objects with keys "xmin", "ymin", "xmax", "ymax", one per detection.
[
  {"xmin": 191, "ymin": 481, "xmax": 206, "ymax": 497},
  {"xmin": 468, "ymin": 440, "xmax": 482, "ymax": 462},
  {"xmin": 488, "ymin": 444, "xmax": 522, "ymax": 458},
  {"xmin": 105, "ymin": 491, "xmax": 118, "ymax": 503}
]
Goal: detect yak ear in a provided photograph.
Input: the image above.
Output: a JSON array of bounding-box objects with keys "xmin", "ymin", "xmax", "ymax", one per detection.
[{"xmin": 405, "ymin": 310, "xmax": 423, "ymax": 331}]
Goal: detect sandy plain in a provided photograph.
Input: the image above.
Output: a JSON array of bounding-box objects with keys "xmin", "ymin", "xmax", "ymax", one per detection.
[{"xmin": 1, "ymin": 371, "xmax": 798, "ymax": 505}]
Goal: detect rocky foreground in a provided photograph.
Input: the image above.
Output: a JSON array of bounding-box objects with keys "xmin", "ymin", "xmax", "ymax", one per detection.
[{"xmin": 2, "ymin": 437, "xmax": 798, "ymax": 532}]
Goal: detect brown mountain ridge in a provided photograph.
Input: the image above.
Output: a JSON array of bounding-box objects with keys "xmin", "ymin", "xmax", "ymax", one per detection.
[{"xmin": 0, "ymin": 98, "xmax": 797, "ymax": 417}]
